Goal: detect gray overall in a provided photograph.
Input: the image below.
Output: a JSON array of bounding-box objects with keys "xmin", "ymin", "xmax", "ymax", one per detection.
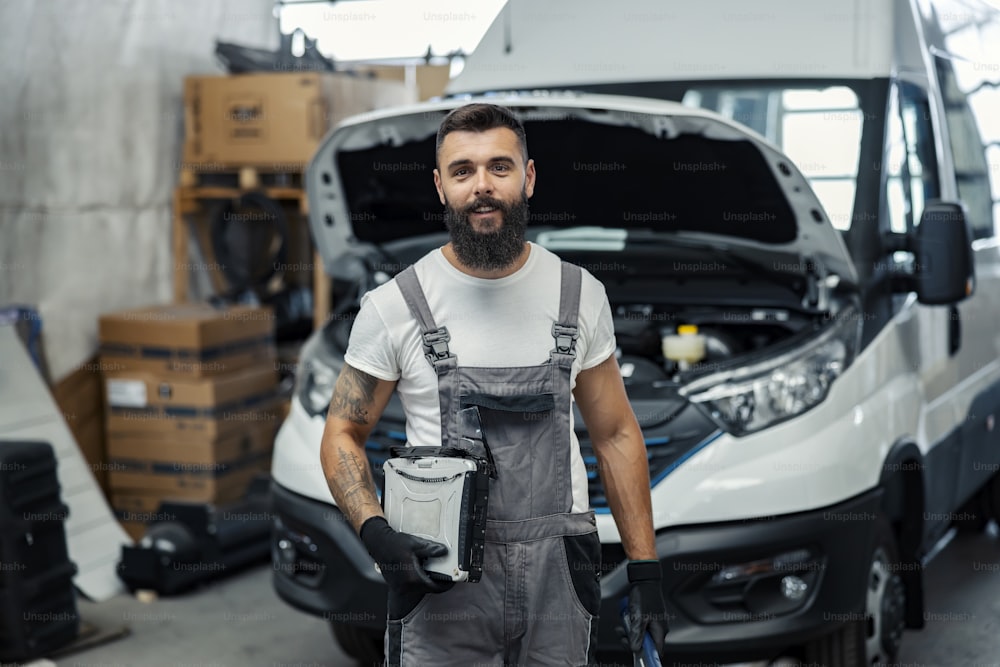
[{"xmin": 384, "ymin": 261, "xmax": 601, "ymax": 667}]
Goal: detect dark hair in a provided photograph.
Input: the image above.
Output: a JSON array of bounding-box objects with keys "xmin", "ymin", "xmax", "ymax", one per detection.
[{"xmin": 435, "ymin": 103, "xmax": 528, "ymax": 165}]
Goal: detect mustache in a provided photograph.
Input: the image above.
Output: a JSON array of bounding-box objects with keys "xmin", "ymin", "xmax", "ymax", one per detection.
[{"xmin": 461, "ymin": 197, "xmax": 509, "ymax": 216}]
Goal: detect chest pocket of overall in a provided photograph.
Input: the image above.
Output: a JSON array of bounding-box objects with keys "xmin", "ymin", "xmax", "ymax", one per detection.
[{"xmin": 458, "ymin": 363, "xmax": 572, "ymax": 521}]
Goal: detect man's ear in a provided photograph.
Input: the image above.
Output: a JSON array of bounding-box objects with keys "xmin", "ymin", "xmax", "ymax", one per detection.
[
  {"xmin": 524, "ymin": 159, "xmax": 536, "ymax": 199},
  {"xmin": 433, "ymin": 169, "xmax": 446, "ymax": 205}
]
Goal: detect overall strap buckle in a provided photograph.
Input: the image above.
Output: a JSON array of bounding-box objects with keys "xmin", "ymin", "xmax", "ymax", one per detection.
[
  {"xmin": 422, "ymin": 327, "xmax": 454, "ymax": 364},
  {"xmin": 551, "ymin": 323, "xmax": 579, "ymax": 356}
]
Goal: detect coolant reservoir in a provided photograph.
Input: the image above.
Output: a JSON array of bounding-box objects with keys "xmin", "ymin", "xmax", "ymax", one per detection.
[{"xmin": 662, "ymin": 324, "xmax": 707, "ymax": 369}]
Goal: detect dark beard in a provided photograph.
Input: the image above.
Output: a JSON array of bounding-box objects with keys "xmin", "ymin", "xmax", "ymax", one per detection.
[{"xmin": 443, "ymin": 193, "xmax": 529, "ymax": 272}]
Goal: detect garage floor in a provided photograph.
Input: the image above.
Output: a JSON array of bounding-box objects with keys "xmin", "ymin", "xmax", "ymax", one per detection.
[{"xmin": 55, "ymin": 524, "xmax": 1000, "ymax": 667}]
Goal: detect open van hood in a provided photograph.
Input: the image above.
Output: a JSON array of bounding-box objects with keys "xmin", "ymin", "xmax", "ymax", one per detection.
[{"xmin": 306, "ymin": 92, "xmax": 857, "ymax": 285}]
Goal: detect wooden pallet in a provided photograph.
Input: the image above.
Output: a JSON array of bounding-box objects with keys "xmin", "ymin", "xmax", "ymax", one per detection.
[
  {"xmin": 172, "ymin": 178, "xmax": 333, "ymax": 331},
  {"xmin": 178, "ymin": 164, "xmax": 306, "ymax": 191}
]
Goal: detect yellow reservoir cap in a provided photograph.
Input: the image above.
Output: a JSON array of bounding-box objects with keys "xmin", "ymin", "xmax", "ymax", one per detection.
[{"xmin": 677, "ymin": 324, "xmax": 699, "ymax": 335}]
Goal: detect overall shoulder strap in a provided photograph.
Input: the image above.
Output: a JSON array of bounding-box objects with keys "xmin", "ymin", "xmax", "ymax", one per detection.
[
  {"xmin": 551, "ymin": 262, "xmax": 582, "ymax": 359},
  {"xmin": 395, "ymin": 265, "xmax": 455, "ymax": 373}
]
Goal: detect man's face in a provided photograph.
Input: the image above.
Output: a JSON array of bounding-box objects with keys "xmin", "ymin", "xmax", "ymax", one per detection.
[{"xmin": 433, "ymin": 127, "xmax": 536, "ymax": 271}]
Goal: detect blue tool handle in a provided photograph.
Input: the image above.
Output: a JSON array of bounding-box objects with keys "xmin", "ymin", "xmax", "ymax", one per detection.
[{"xmin": 619, "ymin": 597, "xmax": 663, "ymax": 667}]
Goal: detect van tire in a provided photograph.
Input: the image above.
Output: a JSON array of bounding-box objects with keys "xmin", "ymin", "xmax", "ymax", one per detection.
[
  {"xmin": 329, "ymin": 621, "xmax": 384, "ymax": 666},
  {"xmin": 803, "ymin": 515, "xmax": 905, "ymax": 666}
]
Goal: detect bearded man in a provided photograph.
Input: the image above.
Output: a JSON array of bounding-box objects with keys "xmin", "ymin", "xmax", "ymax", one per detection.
[{"xmin": 319, "ymin": 103, "xmax": 668, "ymax": 666}]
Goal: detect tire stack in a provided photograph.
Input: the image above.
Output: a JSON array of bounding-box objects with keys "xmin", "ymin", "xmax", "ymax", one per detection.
[{"xmin": 0, "ymin": 441, "xmax": 79, "ymax": 663}]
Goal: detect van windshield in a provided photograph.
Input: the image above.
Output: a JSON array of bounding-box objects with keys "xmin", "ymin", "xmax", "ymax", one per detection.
[{"xmin": 680, "ymin": 85, "xmax": 864, "ymax": 231}]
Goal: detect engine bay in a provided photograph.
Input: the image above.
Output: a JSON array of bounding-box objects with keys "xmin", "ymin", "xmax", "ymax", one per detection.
[
  {"xmin": 612, "ymin": 302, "xmax": 819, "ymax": 383},
  {"xmin": 323, "ymin": 231, "xmax": 853, "ymax": 390}
]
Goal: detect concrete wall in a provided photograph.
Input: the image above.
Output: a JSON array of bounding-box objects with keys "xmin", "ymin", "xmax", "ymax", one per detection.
[{"xmin": 0, "ymin": 0, "xmax": 278, "ymax": 381}]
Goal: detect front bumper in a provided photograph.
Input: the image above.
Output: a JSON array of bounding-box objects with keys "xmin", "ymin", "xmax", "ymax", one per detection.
[
  {"xmin": 271, "ymin": 481, "xmax": 386, "ymax": 630},
  {"xmin": 598, "ymin": 488, "xmax": 881, "ymax": 662},
  {"xmin": 272, "ymin": 480, "xmax": 880, "ymax": 661}
]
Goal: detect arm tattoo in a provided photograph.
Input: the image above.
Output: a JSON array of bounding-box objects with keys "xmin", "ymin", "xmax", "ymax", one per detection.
[
  {"xmin": 330, "ymin": 366, "xmax": 378, "ymax": 424},
  {"xmin": 331, "ymin": 448, "xmax": 382, "ymax": 531}
]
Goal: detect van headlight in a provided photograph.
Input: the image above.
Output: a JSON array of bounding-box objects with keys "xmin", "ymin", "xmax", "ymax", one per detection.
[
  {"xmin": 295, "ymin": 330, "xmax": 345, "ymax": 418},
  {"xmin": 679, "ymin": 308, "xmax": 862, "ymax": 435}
]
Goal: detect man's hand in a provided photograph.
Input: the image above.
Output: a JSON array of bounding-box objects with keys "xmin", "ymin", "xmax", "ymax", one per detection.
[
  {"xmin": 360, "ymin": 517, "xmax": 454, "ymax": 595},
  {"xmin": 626, "ymin": 560, "xmax": 669, "ymax": 657}
]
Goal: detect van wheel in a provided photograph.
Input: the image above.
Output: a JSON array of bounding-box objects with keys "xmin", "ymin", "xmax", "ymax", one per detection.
[
  {"xmin": 329, "ymin": 621, "xmax": 384, "ymax": 666},
  {"xmin": 804, "ymin": 516, "xmax": 906, "ymax": 666}
]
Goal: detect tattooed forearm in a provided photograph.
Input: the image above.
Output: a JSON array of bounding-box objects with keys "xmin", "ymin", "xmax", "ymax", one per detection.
[
  {"xmin": 330, "ymin": 366, "xmax": 378, "ymax": 424},
  {"xmin": 321, "ymin": 365, "xmax": 388, "ymax": 531},
  {"xmin": 330, "ymin": 448, "xmax": 382, "ymax": 531}
]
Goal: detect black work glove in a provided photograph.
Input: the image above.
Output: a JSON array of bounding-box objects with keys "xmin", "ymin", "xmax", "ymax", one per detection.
[
  {"xmin": 625, "ymin": 560, "xmax": 669, "ymax": 658},
  {"xmin": 359, "ymin": 516, "xmax": 454, "ymax": 595}
]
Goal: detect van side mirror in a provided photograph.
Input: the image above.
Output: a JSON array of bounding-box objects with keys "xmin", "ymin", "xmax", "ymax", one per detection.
[{"xmin": 914, "ymin": 201, "xmax": 975, "ymax": 305}]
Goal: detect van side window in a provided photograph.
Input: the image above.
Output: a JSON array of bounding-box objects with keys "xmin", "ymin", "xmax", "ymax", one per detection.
[
  {"xmin": 934, "ymin": 56, "xmax": 999, "ymax": 239},
  {"xmin": 884, "ymin": 82, "xmax": 940, "ymax": 234}
]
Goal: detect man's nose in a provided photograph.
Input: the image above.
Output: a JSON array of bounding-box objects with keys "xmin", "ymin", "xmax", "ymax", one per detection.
[{"xmin": 473, "ymin": 167, "xmax": 493, "ymax": 195}]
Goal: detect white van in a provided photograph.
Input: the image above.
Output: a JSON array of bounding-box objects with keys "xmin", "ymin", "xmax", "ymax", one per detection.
[{"xmin": 270, "ymin": 1, "xmax": 1000, "ymax": 664}]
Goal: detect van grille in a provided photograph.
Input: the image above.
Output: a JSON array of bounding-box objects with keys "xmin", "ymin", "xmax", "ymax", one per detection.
[{"xmin": 578, "ymin": 427, "xmax": 720, "ymax": 512}]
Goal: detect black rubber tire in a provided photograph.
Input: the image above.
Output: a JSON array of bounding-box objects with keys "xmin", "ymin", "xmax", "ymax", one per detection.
[
  {"xmin": 329, "ymin": 621, "xmax": 384, "ymax": 666},
  {"xmin": 803, "ymin": 515, "xmax": 906, "ymax": 667},
  {"xmin": 209, "ymin": 191, "xmax": 289, "ymax": 294}
]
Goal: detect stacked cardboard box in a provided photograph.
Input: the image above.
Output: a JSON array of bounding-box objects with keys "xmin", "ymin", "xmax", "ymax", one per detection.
[
  {"xmin": 181, "ymin": 71, "xmax": 417, "ymax": 169},
  {"xmin": 98, "ymin": 304, "xmax": 280, "ymax": 540},
  {"xmin": 359, "ymin": 64, "xmax": 452, "ymax": 101}
]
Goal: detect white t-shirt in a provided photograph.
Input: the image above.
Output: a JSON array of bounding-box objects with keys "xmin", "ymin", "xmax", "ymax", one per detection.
[{"xmin": 345, "ymin": 242, "xmax": 616, "ymax": 513}]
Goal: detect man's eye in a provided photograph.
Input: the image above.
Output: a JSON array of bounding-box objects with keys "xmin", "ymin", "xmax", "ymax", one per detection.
[
  {"xmin": 454, "ymin": 169, "xmax": 469, "ymax": 177},
  {"xmin": 492, "ymin": 164, "xmax": 509, "ymax": 172}
]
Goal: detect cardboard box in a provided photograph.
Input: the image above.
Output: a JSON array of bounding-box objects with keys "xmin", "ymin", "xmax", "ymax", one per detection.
[
  {"xmin": 112, "ymin": 474, "xmax": 272, "ymax": 541},
  {"xmin": 112, "ymin": 492, "xmax": 173, "ymax": 517},
  {"xmin": 108, "ymin": 455, "xmax": 271, "ymax": 503},
  {"xmin": 51, "ymin": 356, "xmax": 105, "ymax": 422},
  {"xmin": 104, "ymin": 364, "xmax": 280, "ymax": 439},
  {"xmin": 111, "ymin": 491, "xmax": 165, "ymax": 542},
  {"xmin": 111, "ymin": 481, "xmax": 262, "ymax": 518},
  {"xmin": 99, "ymin": 304, "xmax": 275, "ymax": 377},
  {"xmin": 106, "ymin": 423, "xmax": 274, "ymax": 499},
  {"xmin": 182, "ymin": 72, "xmax": 417, "ymax": 168},
  {"xmin": 119, "ymin": 521, "xmax": 146, "ymax": 542},
  {"xmin": 51, "ymin": 356, "xmax": 109, "ymax": 495},
  {"xmin": 360, "ymin": 64, "xmax": 451, "ymax": 101}
]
